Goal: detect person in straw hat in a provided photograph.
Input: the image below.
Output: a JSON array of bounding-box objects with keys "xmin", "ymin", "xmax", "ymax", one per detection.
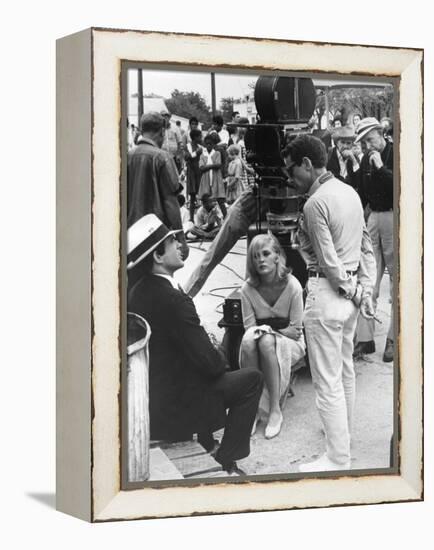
[
  {"xmin": 127, "ymin": 214, "xmax": 263, "ymax": 475},
  {"xmin": 352, "ymin": 117, "xmax": 394, "ymax": 363},
  {"xmin": 327, "ymin": 126, "xmax": 361, "ymax": 190}
]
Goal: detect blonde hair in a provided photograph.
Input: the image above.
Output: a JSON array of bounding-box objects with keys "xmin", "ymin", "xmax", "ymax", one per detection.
[
  {"xmin": 227, "ymin": 144, "xmax": 240, "ymax": 156},
  {"xmin": 246, "ymin": 233, "xmax": 289, "ymax": 287}
]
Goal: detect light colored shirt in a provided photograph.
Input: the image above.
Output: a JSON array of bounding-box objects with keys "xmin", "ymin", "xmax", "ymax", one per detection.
[
  {"xmin": 162, "ymin": 125, "xmax": 181, "ymax": 157},
  {"xmin": 297, "ymin": 174, "xmax": 375, "ymax": 297},
  {"xmin": 218, "ymin": 128, "xmax": 230, "ymax": 145},
  {"xmin": 195, "ymin": 205, "xmax": 223, "ymax": 229}
]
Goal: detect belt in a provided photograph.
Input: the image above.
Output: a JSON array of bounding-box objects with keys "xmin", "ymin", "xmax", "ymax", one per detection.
[{"xmin": 308, "ymin": 269, "xmax": 358, "ymax": 278}]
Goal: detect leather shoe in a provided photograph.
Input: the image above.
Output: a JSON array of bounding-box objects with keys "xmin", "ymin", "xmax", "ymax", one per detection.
[
  {"xmin": 383, "ymin": 338, "xmax": 394, "ymax": 362},
  {"xmin": 298, "ymin": 454, "xmax": 351, "ymax": 473},
  {"xmin": 265, "ymin": 411, "xmax": 283, "ymax": 439},
  {"xmin": 353, "ymin": 340, "xmax": 375, "ymax": 357},
  {"xmin": 223, "ymin": 461, "xmax": 246, "ymax": 476}
]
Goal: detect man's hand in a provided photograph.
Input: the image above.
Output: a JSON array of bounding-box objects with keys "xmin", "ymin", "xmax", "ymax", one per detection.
[
  {"xmin": 360, "ymin": 295, "xmax": 375, "ymax": 320},
  {"xmin": 286, "ymin": 323, "xmax": 303, "ymax": 341},
  {"xmin": 341, "ymin": 149, "xmax": 356, "ymax": 163},
  {"xmin": 368, "ymin": 151, "xmax": 383, "ymax": 169},
  {"xmin": 180, "ymin": 240, "xmax": 190, "ymax": 261}
]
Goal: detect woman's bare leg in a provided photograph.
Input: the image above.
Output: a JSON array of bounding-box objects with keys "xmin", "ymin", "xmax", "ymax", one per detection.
[{"xmin": 257, "ymin": 334, "xmax": 281, "ymax": 416}]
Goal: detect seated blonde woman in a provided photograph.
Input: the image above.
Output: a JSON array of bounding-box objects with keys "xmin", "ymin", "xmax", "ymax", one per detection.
[{"xmin": 239, "ymin": 233, "xmax": 306, "ymax": 439}]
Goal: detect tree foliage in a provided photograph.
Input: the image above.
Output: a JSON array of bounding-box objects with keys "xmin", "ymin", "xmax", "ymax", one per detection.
[
  {"xmin": 314, "ymin": 86, "xmax": 394, "ymax": 128},
  {"xmin": 219, "ymin": 97, "xmax": 235, "ymax": 123},
  {"xmin": 165, "ymin": 89, "xmax": 212, "ymax": 125}
]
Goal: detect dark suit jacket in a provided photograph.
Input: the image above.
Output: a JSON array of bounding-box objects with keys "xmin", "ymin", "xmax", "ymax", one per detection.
[
  {"xmin": 358, "ymin": 141, "xmax": 393, "ymax": 211},
  {"xmin": 128, "ymin": 273, "xmax": 227, "ymax": 440},
  {"xmin": 327, "ymin": 147, "xmax": 360, "ymax": 191}
]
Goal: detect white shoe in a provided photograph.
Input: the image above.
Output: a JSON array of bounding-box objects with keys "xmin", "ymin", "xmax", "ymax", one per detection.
[
  {"xmin": 264, "ymin": 412, "xmax": 283, "ymax": 439},
  {"xmin": 298, "ymin": 454, "xmax": 351, "ymax": 473}
]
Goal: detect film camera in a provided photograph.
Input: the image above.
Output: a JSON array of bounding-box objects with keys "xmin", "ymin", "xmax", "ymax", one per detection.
[
  {"xmin": 229, "ymin": 75, "xmax": 317, "ymax": 288},
  {"xmin": 220, "ymin": 77, "xmax": 316, "ymax": 367}
]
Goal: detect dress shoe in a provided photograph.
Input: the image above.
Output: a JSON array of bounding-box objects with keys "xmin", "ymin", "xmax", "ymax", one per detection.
[
  {"xmin": 383, "ymin": 338, "xmax": 394, "ymax": 362},
  {"xmin": 265, "ymin": 411, "xmax": 283, "ymax": 439},
  {"xmin": 298, "ymin": 454, "xmax": 351, "ymax": 473},
  {"xmin": 223, "ymin": 461, "xmax": 246, "ymax": 476},
  {"xmin": 353, "ymin": 340, "xmax": 375, "ymax": 357}
]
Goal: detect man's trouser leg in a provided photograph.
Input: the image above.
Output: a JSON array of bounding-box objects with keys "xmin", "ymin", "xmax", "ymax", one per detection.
[
  {"xmin": 341, "ymin": 304, "xmax": 359, "ymax": 434},
  {"xmin": 377, "ymin": 211, "xmax": 394, "ymax": 341},
  {"xmin": 213, "ymin": 368, "xmax": 263, "ymax": 468},
  {"xmin": 304, "ymin": 278, "xmax": 358, "ymax": 465},
  {"xmin": 356, "ymin": 211, "xmax": 385, "ymax": 343}
]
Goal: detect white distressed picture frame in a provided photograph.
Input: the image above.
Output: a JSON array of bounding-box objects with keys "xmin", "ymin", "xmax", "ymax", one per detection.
[{"xmin": 56, "ymin": 28, "xmax": 423, "ymax": 522}]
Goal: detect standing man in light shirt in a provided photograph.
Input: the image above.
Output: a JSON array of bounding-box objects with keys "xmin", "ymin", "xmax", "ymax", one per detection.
[{"xmin": 282, "ymin": 134, "xmax": 376, "ymax": 472}]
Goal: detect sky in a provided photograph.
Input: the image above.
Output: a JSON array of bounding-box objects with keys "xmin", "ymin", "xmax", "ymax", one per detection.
[
  {"xmin": 128, "ymin": 68, "xmax": 257, "ymax": 105},
  {"xmin": 127, "ymin": 67, "xmax": 392, "ymax": 108}
]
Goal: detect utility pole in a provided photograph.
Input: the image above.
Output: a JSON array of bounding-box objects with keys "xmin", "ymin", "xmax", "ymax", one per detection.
[
  {"xmin": 211, "ymin": 72, "xmax": 216, "ymax": 116},
  {"xmin": 137, "ymin": 69, "xmax": 144, "ymax": 124}
]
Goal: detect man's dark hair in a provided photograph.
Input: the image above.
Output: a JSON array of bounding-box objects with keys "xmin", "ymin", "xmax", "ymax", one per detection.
[
  {"xmin": 189, "ymin": 116, "xmax": 199, "ymax": 125},
  {"xmin": 140, "ymin": 239, "xmax": 167, "ymax": 272},
  {"xmin": 282, "ymin": 134, "xmax": 328, "ymax": 168},
  {"xmin": 212, "ymin": 115, "xmax": 224, "ymax": 126},
  {"xmin": 205, "ymin": 131, "xmax": 220, "ymax": 145},
  {"xmin": 201, "ymin": 193, "xmax": 212, "ymax": 203},
  {"xmin": 189, "ymin": 128, "xmax": 202, "ymax": 141},
  {"xmin": 232, "ymin": 111, "xmax": 240, "ymax": 118},
  {"xmin": 140, "ymin": 112, "xmax": 165, "ymax": 134},
  {"xmin": 177, "ymin": 194, "xmax": 186, "ymax": 207}
]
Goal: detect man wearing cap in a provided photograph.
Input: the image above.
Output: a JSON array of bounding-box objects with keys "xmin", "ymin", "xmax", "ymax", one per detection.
[
  {"xmin": 127, "ymin": 214, "xmax": 263, "ymax": 475},
  {"xmin": 127, "ymin": 111, "xmax": 188, "ymax": 261},
  {"xmin": 327, "ymin": 126, "xmax": 361, "ymax": 190},
  {"xmin": 353, "ymin": 117, "xmax": 394, "ymax": 362},
  {"xmin": 282, "ymin": 134, "xmax": 376, "ymax": 472}
]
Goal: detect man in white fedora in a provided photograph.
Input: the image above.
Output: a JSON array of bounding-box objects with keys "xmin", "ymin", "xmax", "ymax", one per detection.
[
  {"xmin": 127, "ymin": 214, "xmax": 263, "ymax": 475},
  {"xmin": 353, "ymin": 117, "xmax": 394, "ymax": 363}
]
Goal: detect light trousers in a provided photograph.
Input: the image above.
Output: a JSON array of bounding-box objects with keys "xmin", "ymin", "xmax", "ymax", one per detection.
[
  {"xmin": 304, "ymin": 277, "xmax": 359, "ymax": 465},
  {"xmin": 357, "ymin": 210, "xmax": 394, "ymax": 342}
]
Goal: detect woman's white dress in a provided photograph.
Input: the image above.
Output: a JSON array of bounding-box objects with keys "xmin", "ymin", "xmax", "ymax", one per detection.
[{"xmin": 239, "ymin": 275, "xmax": 306, "ymax": 419}]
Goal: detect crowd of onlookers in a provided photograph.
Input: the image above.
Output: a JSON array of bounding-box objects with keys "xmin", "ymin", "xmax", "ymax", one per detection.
[{"xmin": 128, "ymin": 111, "xmax": 256, "ymax": 241}]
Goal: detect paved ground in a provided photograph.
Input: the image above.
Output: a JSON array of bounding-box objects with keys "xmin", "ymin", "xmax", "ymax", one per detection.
[{"xmin": 176, "ymin": 237, "xmax": 394, "ymax": 476}]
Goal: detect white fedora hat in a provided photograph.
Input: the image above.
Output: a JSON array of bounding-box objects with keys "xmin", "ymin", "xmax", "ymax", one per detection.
[
  {"xmin": 127, "ymin": 214, "xmax": 182, "ymax": 270},
  {"xmin": 354, "ymin": 117, "xmax": 383, "ymax": 143}
]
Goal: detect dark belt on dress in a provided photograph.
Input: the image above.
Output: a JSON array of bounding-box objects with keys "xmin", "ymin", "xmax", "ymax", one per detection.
[{"xmin": 308, "ymin": 269, "xmax": 358, "ymax": 278}]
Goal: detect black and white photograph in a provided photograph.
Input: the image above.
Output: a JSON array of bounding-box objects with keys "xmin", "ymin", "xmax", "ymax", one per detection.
[{"xmin": 124, "ymin": 66, "xmax": 397, "ymax": 484}]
